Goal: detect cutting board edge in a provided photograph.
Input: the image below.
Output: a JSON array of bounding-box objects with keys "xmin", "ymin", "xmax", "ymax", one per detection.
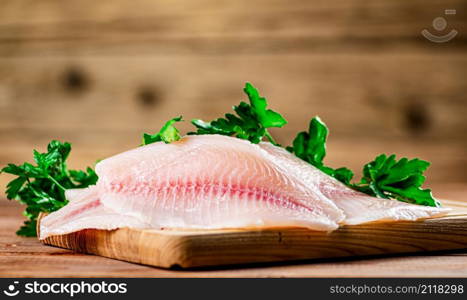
[
  {"xmin": 41, "ymin": 228, "xmax": 190, "ymax": 268},
  {"xmin": 38, "ymin": 199, "xmax": 467, "ymax": 269},
  {"xmin": 40, "ymin": 217, "xmax": 467, "ymax": 269}
]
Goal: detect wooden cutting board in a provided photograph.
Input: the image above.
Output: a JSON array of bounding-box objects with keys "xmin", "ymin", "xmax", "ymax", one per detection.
[{"xmin": 38, "ymin": 199, "xmax": 467, "ymax": 269}]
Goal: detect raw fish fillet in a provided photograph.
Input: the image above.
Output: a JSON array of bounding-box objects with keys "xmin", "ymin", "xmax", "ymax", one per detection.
[
  {"xmin": 39, "ymin": 186, "xmax": 149, "ymax": 239},
  {"xmin": 39, "ymin": 135, "xmax": 449, "ymax": 239},
  {"xmin": 319, "ymin": 180, "xmax": 449, "ymax": 224}
]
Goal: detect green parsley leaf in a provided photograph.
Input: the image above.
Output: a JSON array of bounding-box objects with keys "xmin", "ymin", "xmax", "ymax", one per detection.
[
  {"xmin": 5, "ymin": 176, "xmax": 26, "ymax": 200},
  {"xmin": 332, "ymin": 167, "xmax": 355, "ymax": 186},
  {"xmin": 353, "ymin": 154, "xmax": 439, "ymax": 207},
  {"xmin": 244, "ymin": 83, "xmax": 287, "ymax": 128},
  {"xmin": 142, "ymin": 116, "xmax": 183, "ymax": 145},
  {"xmin": 69, "ymin": 167, "xmax": 98, "ymax": 188},
  {"xmin": 287, "ymin": 117, "xmax": 354, "ymax": 185},
  {"xmin": 1, "ymin": 140, "xmax": 98, "ymax": 236},
  {"xmin": 190, "ymin": 83, "xmax": 287, "ymax": 145},
  {"xmin": 16, "ymin": 220, "xmax": 37, "ymax": 237}
]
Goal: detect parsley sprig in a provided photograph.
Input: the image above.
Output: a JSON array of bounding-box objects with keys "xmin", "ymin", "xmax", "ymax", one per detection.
[
  {"xmin": 352, "ymin": 154, "xmax": 439, "ymax": 207},
  {"xmin": 1, "ymin": 141, "xmax": 98, "ymax": 236},
  {"xmin": 285, "ymin": 117, "xmax": 438, "ymax": 207},
  {"xmin": 142, "ymin": 116, "xmax": 183, "ymax": 145},
  {"xmin": 286, "ymin": 117, "xmax": 354, "ymax": 185},
  {"xmin": 190, "ymin": 83, "xmax": 287, "ymax": 145}
]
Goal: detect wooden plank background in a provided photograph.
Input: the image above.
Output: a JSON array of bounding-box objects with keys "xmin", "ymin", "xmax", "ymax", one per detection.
[{"xmin": 0, "ymin": 0, "xmax": 466, "ymax": 197}]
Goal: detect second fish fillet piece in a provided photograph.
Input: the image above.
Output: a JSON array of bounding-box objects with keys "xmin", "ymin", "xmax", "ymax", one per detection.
[
  {"xmin": 317, "ymin": 178, "xmax": 450, "ymax": 225},
  {"xmin": 39, "ymin": 186, "xmax": 149, "ymax": 239}
]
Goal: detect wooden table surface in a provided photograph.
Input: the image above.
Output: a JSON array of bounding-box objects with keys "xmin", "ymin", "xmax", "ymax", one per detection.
[{"xmin": 1, "ymin": 184, "xmax": 467, "ymax": 278}]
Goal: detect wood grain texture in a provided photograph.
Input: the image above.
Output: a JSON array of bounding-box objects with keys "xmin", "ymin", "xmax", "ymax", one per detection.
[
  {"xmin": 1, "ymin": 0, "xmax": 466, "ymax": 56},
  {"xmin": 38, "ymin": 199, "xmax": 467, "ymax": 269}
]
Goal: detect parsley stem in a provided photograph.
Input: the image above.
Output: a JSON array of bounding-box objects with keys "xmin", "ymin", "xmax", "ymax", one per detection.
[
  {"xmin": 264, "ymin": 130, "xmax": 279, "ymax": 146},
  {"xmin": 47, "ymin": 175, "xmax": 67, "ymax": 192}
]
